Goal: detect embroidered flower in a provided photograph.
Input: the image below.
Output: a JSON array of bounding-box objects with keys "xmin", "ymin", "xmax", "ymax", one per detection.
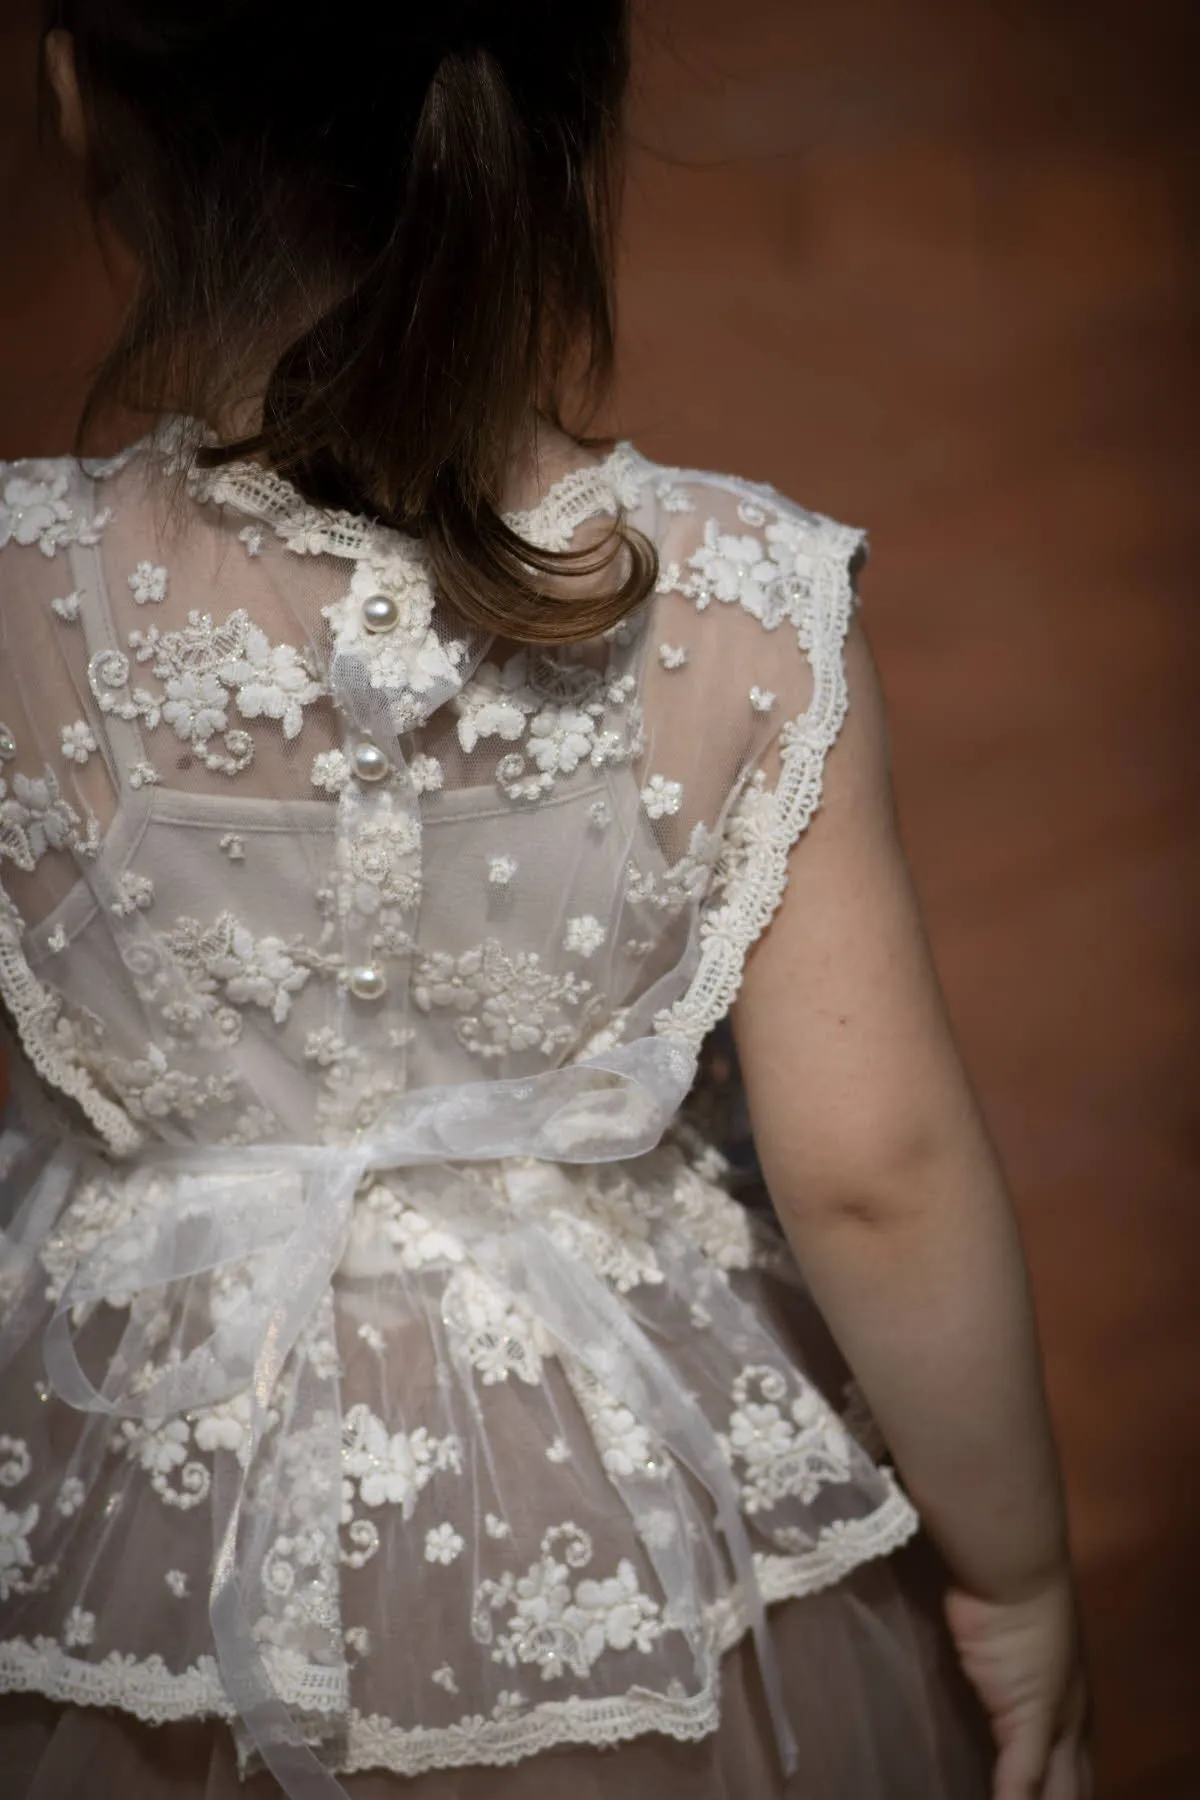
[
  {"xmin": 218, "ymin": 622, "xmax": 323, "ymax": 739},
  {"xmin": 51, "ymin": 590, "xmax": 82, "ymax": 623},
  {"xmin": 60, "ymin": 721, "xmax": 97, "ymax": 764},
  {"xmin": 341, "ymin": 1404, "xmax": 461, "ymax": 1516},
  {"xmin": 545, "ymin": 1437, "xmax": 571, "ymax": 1464},
  {"xmin": 344, "ymin": 1625, "xmax": 371, "ymax": 1656},
  {"xmin": 311, "ymin": 749, "xmax": 350, "ymax": 793},
  {"xmin": 162, "ymin": 670, "xmax": 228, "ymax": 745},
  {"xmin": 453, "ymin": 655, "xmax": 532, "ymax": 753},
  {"xmin": 587, "ymin": 799, "xmax": 611, "ymax": 830},
  {"xmin": 219, "ymin": 833, "xmax": 245, "ymax": 861},
  {"xmin": 238, "ymin": 525, "xmax": 264, "ymax": 556},
  {"xmin": 424, "ymin": 1523, "xmax": 465, "ymax": 1566},
  {"xmin": 487, "ymin": 854, "xmax": 517, "ymax": 887},
  {"xmin": 564, "ymin": 915, "xmax": 605, "ymax": 959},
  {"xmin": 527, "ymin": 706, "xmax": 594, "ymax": 776},
  {"xmin": 657, "ymin": 643, "xmax": 688, "ymax": 670},
  {"xmin": 109, "ymin": 870, "xmax": 154, "ymax": 917},
  {"xmin": 640, "ymin": 774, "xmax": 683, "ymax": 820},
  {"xmin": 687, "ymin": 524, "xmax": 777, "ymax": 613},
  {"xmin": 129, "ymin": 561, "xmax": 168, "ymax": 605},
  {"xmin": 484, "ymin": 1512, "xmax": 511, "ymax": 1540},
  {"xmin": 62, "ymin": 1605, "xmax": 96, "ymax": 1648},
  {"xmin": 204, "ymin": 921, "xmax": 310, "ymax": 1024},
  {"xmin": 409, "ymin": 753, "xmax": 443, "ymax": 794},
  {"xmin": 127, "ymin": 760, "xmax": 160, "ymax": 789},
  {"xmin": 55, "ymin": 1480, "xmax": 84, "ymax": 1519},
  {"xmin": 0, "ymin": 465, "xmax": 109, "ymax": 555},
  {"xmin": 0, "ymin": 1502, "xmax": 38, "ymax": 1599},
  {"xmin": 431, "ymin": 1662, "xmax": 459, "ymax": 1692},
  {"xmin": 749, "ymin": 686, "xmax": 776, "ymax": 712},
  {"xmin": 165, "ymin": 1568, "xmax": 189, "ymax": 1597}
]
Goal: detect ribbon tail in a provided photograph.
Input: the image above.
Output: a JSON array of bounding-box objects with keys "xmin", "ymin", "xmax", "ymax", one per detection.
[{"xmin": 205, "ymin": 1154, "xmax": 364, "ymax": 1799}]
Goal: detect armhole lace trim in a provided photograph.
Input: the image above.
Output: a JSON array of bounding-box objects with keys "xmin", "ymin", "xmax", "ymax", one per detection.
[
  {"xmin": 655, "ymin": 508, "xmax": 864, "ymax": 1055},
  {"xmin": 0, "ymin": 883, "xmax": 141, "ymax": 1155}
]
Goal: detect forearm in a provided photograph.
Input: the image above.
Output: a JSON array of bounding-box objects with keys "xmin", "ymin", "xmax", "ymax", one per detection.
[{"xmin": 777, "ymin": 1146, "xmax": 1071, "ymax": 1604}]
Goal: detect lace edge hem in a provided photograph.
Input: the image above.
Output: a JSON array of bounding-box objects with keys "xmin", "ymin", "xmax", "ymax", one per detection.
[
  {"xmin": 652, "ymin": 496, "xmax": 865, "ymax": 1057},
  {"xmin": 0, "ymin": 1479, "xmax": 921, "ymax": 1776},
  {"xmin": 0, "ymin": 884, "xmax": 141, "ymax": 1156}
]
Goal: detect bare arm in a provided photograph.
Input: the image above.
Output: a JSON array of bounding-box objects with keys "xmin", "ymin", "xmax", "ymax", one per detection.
[{"xmin": 732, "ymin": 617, "xmax": 1071, "ymax": 1604}]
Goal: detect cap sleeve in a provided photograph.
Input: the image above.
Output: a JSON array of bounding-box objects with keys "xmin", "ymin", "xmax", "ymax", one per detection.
[{"xmin": 635, "ymin": 469, "xmax": 866, "ymax": 1054}]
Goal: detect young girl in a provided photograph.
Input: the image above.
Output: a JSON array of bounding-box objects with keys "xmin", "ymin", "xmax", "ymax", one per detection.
[{"xmin": 0, "ymin": 5, "xmax": 1092, "ymax": 1797}]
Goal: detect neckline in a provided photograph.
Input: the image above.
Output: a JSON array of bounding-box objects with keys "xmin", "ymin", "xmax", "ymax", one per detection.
[{"xmin": 2, "ymin": 416, "xmax": 644, "ymax": 556}]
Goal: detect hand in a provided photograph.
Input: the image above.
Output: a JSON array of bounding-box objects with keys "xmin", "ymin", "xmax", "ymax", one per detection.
[{"xmin": 944, "ymin": 1570, "xmax": 1094, "ymax": 1800}]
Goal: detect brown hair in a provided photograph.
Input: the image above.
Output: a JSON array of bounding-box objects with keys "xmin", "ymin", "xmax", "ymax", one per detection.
[{"xmin": 43, "ymin": 1, "xmax": 655, "ymax": 643}]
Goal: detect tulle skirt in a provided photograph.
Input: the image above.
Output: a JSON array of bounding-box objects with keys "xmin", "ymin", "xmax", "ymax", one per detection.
[{"xmin": 0, "ymin": 1528, "xmax": 994, "ymax": 1799}]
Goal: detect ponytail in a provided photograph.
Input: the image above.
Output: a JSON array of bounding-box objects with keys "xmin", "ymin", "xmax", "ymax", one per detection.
[{"xmin": 56, "ymin": 2, "xmax": 653, "ymax": 642}]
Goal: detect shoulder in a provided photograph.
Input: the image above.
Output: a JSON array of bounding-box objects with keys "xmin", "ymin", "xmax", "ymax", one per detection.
[{"xmin": 622, "ymin": 450, "xmax": 867, "ymax": 631}]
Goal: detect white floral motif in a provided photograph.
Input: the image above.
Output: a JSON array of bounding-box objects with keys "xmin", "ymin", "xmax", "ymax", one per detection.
[
  {"xmin": 431, "ymin": 1663, "xmax": 458, "ymax": 1693},
  {"xmin": 62, "ymin": 1606, "xmax": 95, "ymax": 1648},
  {"xmin": 409, "ymin": 753, "xmax": 443, "ymax": 794},
  {"xmin": 749, "ymin": 686, "xmax": 776, "ymax": 712},
  {"xmin": 165, "ymin": 1569, "xmax": 189, "ymax": 1597},
  {"xmin": 129, "ymin": 562, "xmax": 168, "ymax": 605},
  {"xmin": 162, "ymin": 911, "xmax": 313, "ymax": 1028},
  {"xmin": 424, "ymin": 1524, "xmax": 465, "ymax": 1566},
  {"xmin": 484, "ymin": 1513, "xmax": 510, "ymax": 1540},
  {"xmin": 0, "ymin": 1502, "xmax": 38, "ymax": 1599},
  {"xmin": 414, "ymin": 940, "xmax": 591, "ymax": 1060},
  {"xmin": 0, "ymin": 463, "xmax": 110, "ymax": 556},
  {"xmin": 335, "ymin": 792, "xmax": 422, "ymax": 922},
  {"xmin": 55, "ymin": 1477, "xmax": 84, "ymax": 1515},
  {"xmin": 127, "ymin": 759, "xmax": 160, "ymax": 789},
  {"xmin": 487, "ymin": 855, "xmax": 517, "ymax": 887},
  {"xmin": 0, "ymin": 769, "xmax": 100, "ymax": 872},
  {"xmin": 564, "ymin": 915, "xmax": 605, "ymax": 959},
  {"xmin": 238, "ymin": 525, "xmax": 264, "ymax": 556},
  {"xmin": 89, "ymin": 608, "xmax": 324, "ymax": 776},
  {"xmin": 116, "ymin": 1417, "xmax": 211, "ymax": 1510},
  {"xmin": 640, "ymin": 775, "xmax": 683, "ymax": 820},
  {"xmin": 471, "ymin": 1524, "xmax": 665, "ymax": 1681},
  {"xmin": 59, "ymin": 722, "xmax": 97, "ymax": 765},
  {"xmin": 0, "ymin": 1437, "xmax": 32, "ymax": 1487},
  {"xmin": 440, "ymin": 1266, "xmax": 552, "ymax": 1386},
  {"xmin": 527, "ymin": 706, "xmax": 595, "ymax": 776},
  {"xmin": 311, "ymin": 750, "xmax": 350, "ymax": 793},
  {"xmin": 109, "ymin": 870, "xmax": 154, "ymax": 917},
  {"xmin": 50, "ymin": 591, "xmax": 82, "ymax": 622},
  {"xmin": 453, "ymin": 654, "xmax": 535, "ymax": 754},
  {"xmin": 657, "ymin": 643, "xmax": 688, "ymax": 670},
  {"xmin": 718, "ymin": 1366, "xmax": 854, "ymax": 1513},
  {"xmin": 219, "ymin": 621, "xmax": 324, "ymax": 738},
  {"xmin": 341, "ymin": 1404, "xmax": 461, "ymax": 1517}
]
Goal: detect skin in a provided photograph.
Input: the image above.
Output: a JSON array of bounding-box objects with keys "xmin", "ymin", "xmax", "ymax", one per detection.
[{"xmin": 733, "ymin": 621, "xmax": 1093, "ymax": 1797}]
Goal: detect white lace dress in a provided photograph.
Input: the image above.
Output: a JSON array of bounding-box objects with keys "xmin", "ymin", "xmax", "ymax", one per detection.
[{"xmin": 0, "ymin": 432, "xmax": 993, "ymax": 1798}]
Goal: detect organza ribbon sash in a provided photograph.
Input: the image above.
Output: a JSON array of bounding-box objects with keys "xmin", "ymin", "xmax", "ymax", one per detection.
[{"xmin": 38, "ymin": 1039, "xmax": 799, "ymax": 1795}]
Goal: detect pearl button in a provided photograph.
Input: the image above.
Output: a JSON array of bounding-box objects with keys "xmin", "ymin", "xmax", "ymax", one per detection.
[
  {"xmin": 348, "ymin": 963, "xmax": 387, "ymax": 1001},
  {"xmin": 352, "ymin": 741, "xmax": 389, "ymax": 782},
  {"xmin": 361, "ymin": 593, "xmax": 400, "ymax": 634}
]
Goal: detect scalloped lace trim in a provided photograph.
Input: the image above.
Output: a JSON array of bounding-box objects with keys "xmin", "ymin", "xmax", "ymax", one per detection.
[
  {"xmin": 185, "ymin": 435, "xmax": 643, "ymax": 561},
  {"xmin": 655, "ymin": 487, "xmax": 864, "ymax": 1056},
  {"xmin": 0, "ymin": 885, "xmax": 141, "ymax": 1155},
  {"xmin": 0, "ymin": 1478, "xmax": 919, "ymax": 1776}
]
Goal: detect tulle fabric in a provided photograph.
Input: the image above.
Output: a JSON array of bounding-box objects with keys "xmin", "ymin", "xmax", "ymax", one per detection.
[{"xmin": 0, "ymin": 1533, "xmax": 995, "ymax": 1800}]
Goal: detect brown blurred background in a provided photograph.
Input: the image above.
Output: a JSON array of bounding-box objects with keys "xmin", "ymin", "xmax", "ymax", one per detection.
[{"xmin": 1, "ymin": 1, "xmax": 1197, "ymax": 1795}]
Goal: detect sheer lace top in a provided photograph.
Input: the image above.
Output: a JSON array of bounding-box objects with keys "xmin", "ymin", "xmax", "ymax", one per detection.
[{"xmin": 0, "ymin": 428, "xmax": 864, "ymax": 1156}]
